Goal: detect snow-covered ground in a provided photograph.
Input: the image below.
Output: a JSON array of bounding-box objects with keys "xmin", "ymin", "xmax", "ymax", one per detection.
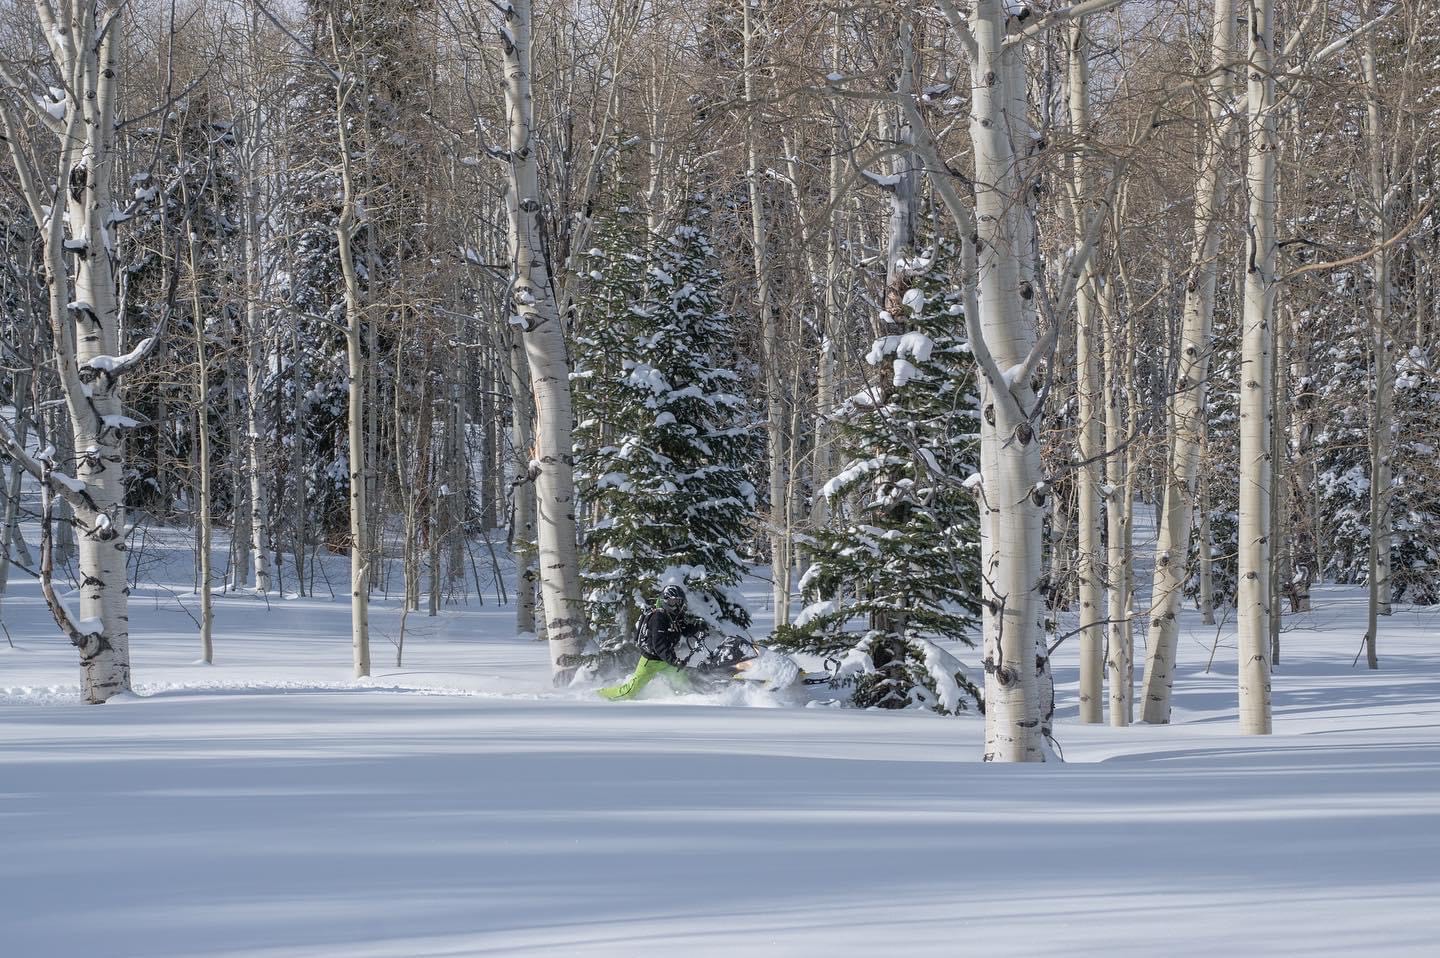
[{"xmin": 4, "ymin": 533, "xmax": 1440, "ymax": 956}]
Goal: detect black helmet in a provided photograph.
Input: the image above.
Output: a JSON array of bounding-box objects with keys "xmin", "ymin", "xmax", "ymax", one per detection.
[{"xmin": 660, "ymin": 584, "xmax": 686, "ymax": 613}]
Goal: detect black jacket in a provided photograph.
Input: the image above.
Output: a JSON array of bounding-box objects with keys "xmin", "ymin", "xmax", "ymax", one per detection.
[{"xmin": 634, "ymin": 607, "xmax": 704, "ymax": 667}]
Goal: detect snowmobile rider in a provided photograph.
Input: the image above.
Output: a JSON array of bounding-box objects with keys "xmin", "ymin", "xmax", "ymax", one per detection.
[{"xmin": 598, "ymin": 585, "xmax": 706, "ymax": 700}]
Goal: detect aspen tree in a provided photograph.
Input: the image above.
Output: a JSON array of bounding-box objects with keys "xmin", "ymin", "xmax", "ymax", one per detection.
[
  {"xmin": 1100, "ymin": 275, "xmax": 1132, "ymax": 724},
  {"xmin": 1140, "ymin": 0, "xmax": 1236, "ymax": 722},
  {"xmin": 493, "ymin": 0, "xmax": 586, "ymax": 678},
  {"xmin": 1068, "ymin": 18, "xmax": 1105, "ymax": 724},
  {"xmin": 332, "ymin": 62, "xmax": 371, "ymax": 679},
  {"xmin": 742, "ymin": 0, "xmax": 791, "ymax": 626},
  {"xmin": 1362, "ymin": 10, "xmax": 1393, "ymax": 669},
  {"xmin": 1237, "ymin": 0, "xmax": 1276, "ymax": 734},
  {"xmin": 891, "ymin": 0, "xmax": 1125, "ymax": 758},
  {"xmin": 0, "ymin": 1, "xmax": 140, "ymax": 702},
  {"xmin": 179, "ymin": 163, "xmax": 215, "ymax": 665},
  {"xmin": 235, "ymin": 5, "xmax": 276, "ymax": 594}
]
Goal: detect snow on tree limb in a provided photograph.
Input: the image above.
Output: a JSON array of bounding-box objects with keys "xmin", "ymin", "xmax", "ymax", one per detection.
[
  {"xmin": 37, "ymin": 460, "xmax": 104, "ymax": 653},
  {"xmin": 1003, "ymin": 0, "xmax": 1130, "ymax": 49},
  {"xmin": 0, "ymin": 417, "xmax": 95, "ymax": 510}
]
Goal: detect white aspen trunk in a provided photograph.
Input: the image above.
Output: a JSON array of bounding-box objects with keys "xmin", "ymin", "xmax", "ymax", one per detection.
[
  {"xmin": 183, "ymin": 208, "xmax": 214, "ymax": 665},
  {"xmin": 1270, "ymin": 291, "xmax": 1288, "ymax": 664},
  {"xmin": 243, "ymin": 293, "xmax": 271, "ymax": 593},
  {"xmin": 1140, "ymin": 0, "xmax": 1235, "ymax": 722},
  {"xmin": 1288, "ymin": 306, "xmax": 1314, "ymax": 612},
  {"xmin": 509, "ymin": 326, "xmax": 539, "ymax": 637},
  {"xmin": 1120, "ymin": 341, "xmax": 1139, "ymax": 722},
  {"xmin": 241, "ymin": 145, "xmax": 272, "ymax": 594},
  {"xmin": 742, "ymin": 0, "xmax": 789, "ymax": 626},
  {"xmin": 478, "ymin": 354, "xmax": 497, "ymax": 531},
  {"xmin": 68, "ymin": 10, "xmax": 130, "ymax": 703},
  {"xmin": 334, "ymin": 78, "xmax": 371, "ymax": 680},
  {"xmin": 811, "ymin": 27, "xmax": 842, "ymax": 535},
  {"xmin": 53, "ymin": 426, "xmax": 76, "ymax": 565},
  {"xmin": 778, "ymin": 122, "xmax": 823, "ymax": 583},
  {"xmin": 1068, "ymin": 20, "xmax": 1104, "ymax": 724},
  {"xmin": 785, "ymin": 377, "xmax": 805, "ymax": 586},
  {"xmin": 1363, "ymin": 19, "xmax": 1393, "ymax": 660},
  {"xmin": 884, "ymin": 19, "xmax": 919, "ymax": 313},
  {"xmin": 905, "ymin": 0, "xmax": 1125, "ymax": 757},
  {"xmin": 239, "ymin": 6, "xmax": 272, "ymax": 595},
  {"xmin": 1100, "ymin": 277, "xmax": 1132, "ymax": 726},
  {"xmin": 497, "ymin": 0, "xmax": 585, "ymax": 676},
  {"xmin": 1237, "ymin": 0, "xmax": 1276, "ymax": 734},
  {"xmin": 289, "ymin": 294, "xmax": 308, "ymax": 596},
  {"xmin": 392, "ymin": 333, "xmax": 423, "ymax": 616},
  {"xmin": 429, "ymin": 499, "xmax": 443, "ymax": 616},
  {"xmin": 448, "ymin": 370, "xmax": 467, "ymax": 594},
  {"xmin": 645, "ymin": 48, "xmax": 670, "ymax": 237},
  {"xmin": 1199, "ymin": 450, "xmax": 1216, "ymax": 625},
  {"xmin": 972, "ymin": 1, "xmax": 1046, "ymax": 762},
  {"xmin": 1002, "ymin": 15, "xmax": 1055, "ymax": 748},
  {"xmin": 1046, "ymin": 478, "xmax": 1074, "ymax": 613},
  {"xmin": 0, "ymin": 2, "xmax": 132, "ymax": 702},
  {"xmin": 225, "ymin": 356, "xmax": 249, "ymax": 595}
]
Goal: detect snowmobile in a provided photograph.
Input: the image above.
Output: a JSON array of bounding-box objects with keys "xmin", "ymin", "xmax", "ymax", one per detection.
[
  {"xmin": 570, "ymin": 630, "xmax": 806, "ymax": 694},
  {"xmin": 673, "ymin": 631, "xmax": 804, "ymax": 693}
]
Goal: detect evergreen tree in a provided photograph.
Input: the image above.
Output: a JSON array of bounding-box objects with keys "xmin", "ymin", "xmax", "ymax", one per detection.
[
  {"xmin": 1189, "ymin": 308, "xmax": 1240, "ymax": 611},
  {"xmin": 274, "ymin": 58, "xmax": 351, "ymax": 545},
  {"xmin": 1388, "ymin": 347, "xmax": 1440, "ymax": 603},
  {"xmin": 774, "ymin": 252, "xmax": 982, "ymax": 715},
  {"xmin": 1316, "ymin": 326, "xmax": 1440, "ymax": 603},
  {"xmin": 573, "ymin": 209, "xmax": 758, "ymax": 665}
]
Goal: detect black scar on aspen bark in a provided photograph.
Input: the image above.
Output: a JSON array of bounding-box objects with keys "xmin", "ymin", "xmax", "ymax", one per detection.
[
  {"xmin": 984, "ymin": 404, "xmax": 996, "ymax": 425},
  {"xmin": 1016, "ymin": 422, "xmax": 1034, "ymax": 445},
  {"xmin": 1019, "ymin": 280, "xmax": 1033, "ymax": 300}
]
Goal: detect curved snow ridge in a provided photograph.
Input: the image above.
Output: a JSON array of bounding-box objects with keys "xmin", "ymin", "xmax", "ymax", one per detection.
[
  {"xmin": 0, "ymin": 678, "xmax": 802, "ymax": 709},
  {"xmin": 0, "ymin": 685, "xmax": 88, "ymax": 707},
  {"xmin": 141, "ymin": 678, "xmax": 569, "ymax": 702},
  {"xmin": 578, "ymin": 681, "xmax": 795, "ymax": 710},
  {"xmin": 0, "ymin": 679, "xmax": 561, "ymax": 706}
]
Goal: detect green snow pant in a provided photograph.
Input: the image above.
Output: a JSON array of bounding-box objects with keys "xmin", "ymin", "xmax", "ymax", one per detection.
[{"xmin": 598, "ymin": 657, "xmax": 691, "ymax": 700}]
